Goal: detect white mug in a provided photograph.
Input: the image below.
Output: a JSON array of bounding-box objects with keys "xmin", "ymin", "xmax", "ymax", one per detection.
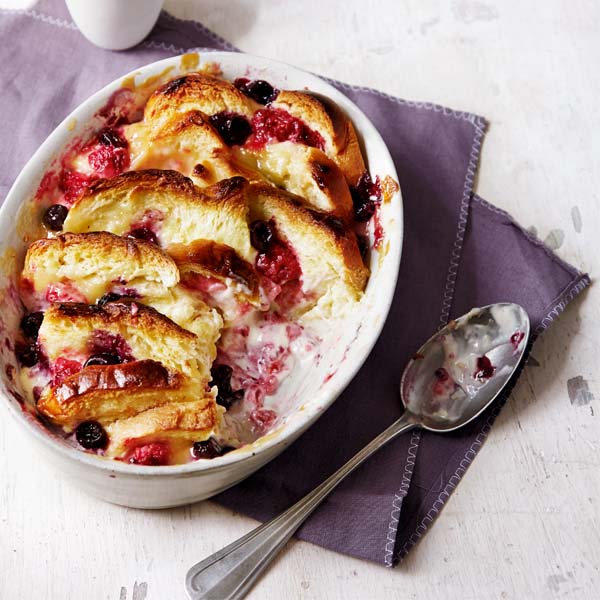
[{"xmin": 65, "ymin": 0, "xmax": 165, "ymax": 51}]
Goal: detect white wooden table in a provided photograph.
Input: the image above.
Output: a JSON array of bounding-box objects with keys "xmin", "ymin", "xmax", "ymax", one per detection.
[{"xmin": 1, "ymin": 1, "xmax": 599, "ymax": 598}]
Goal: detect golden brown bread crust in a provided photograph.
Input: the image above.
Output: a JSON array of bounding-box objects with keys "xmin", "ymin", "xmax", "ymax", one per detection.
[
  {"xmin": 272, "ymin": 90, "xmax": 366, "ymax": 186},
  {"xmin": 248, "ymin": 182, "xmax": 369, "ymax": 301},
  {"xmin": 106, "ymin": 398, "xmax": 219, "ymax": 457},
  {"xmin": 127, "ymin": 110, "xmax": 264, "ymax": 186},
  {"xmin": 168, "ymin": 240, "xmax": 259, "ymax": 292},
  {"xmin": 36, "ymin": 360, "xmax": 191, "ymax": 429},
  {"xmin": 21, "ymin": 231, "xmax": 178, "ymax": 304},
  {"xmin": 63, "ymin": 170, "xmax": 254, "ymax": 262},
  {"xmin": 247, "ymin": 142, "xmax": 353, "ymax": 221},
  {"xmin": 38, "ymin": 300, "xmax": 212, "ymax": 388},
  {"xmin": 83, "ymin": 168, "xmax": 200, "ymax": 199},
  {"xmin": 144, "ymin": 73, "xmax": 255, "ymax": 128},
  {"xmin": 46, "ymin": 300, "xmax": 197, "ymax": 345}
]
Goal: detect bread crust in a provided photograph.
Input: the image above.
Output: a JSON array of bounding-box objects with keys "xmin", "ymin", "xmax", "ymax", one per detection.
[
  {"xmin": 127, "ymin": 110, "xmax": 264, "ymax": 186},
  {"xmin": 248, "ymin": 182, "xmax": 368, "ymax": 302},
  {"xmin": 44, "ymin": 300, "xmax": 198, "ymax": 345},
  {"xmin": 64, "ymin": 170, "xmax": 254, "ymax": 262},
  {"xmin": 21, "ymin": 231, "xmax": 178, "ymax": 305},
  {"xmin": 272, "ymin": 90, "xmax": 366, "ymax": 185},
  {"xmin": 106, "ymin": 398, "xmax": 219, "ymax": 457},
  {"xmin": 168, "ymin": 240, "xmax": 259, "ymax": 292},
  {"xmin": 144, "ymin": 73, "xmax": 256, "ymax": 128},
  {"xmin": 37, "ymin": 359, "xmax": 191, "ymax": 428},
  {"xmin": 248, "ymin": 142, "xmax": 353, "ymax": 221},
  {"xmin": 38, "ymin": 300, "xmax": 212, "ymax": 389}
]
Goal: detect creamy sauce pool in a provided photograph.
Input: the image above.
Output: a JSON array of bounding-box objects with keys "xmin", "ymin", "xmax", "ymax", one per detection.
[{"xmin": 407, "ymin": 304, "xmax": 527, "ymax": 422}]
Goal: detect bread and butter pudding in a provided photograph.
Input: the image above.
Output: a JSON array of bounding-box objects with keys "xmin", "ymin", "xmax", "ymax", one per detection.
[{"xmin": 14, "ymin": 68, "xmax": 397, "ymax": 466}]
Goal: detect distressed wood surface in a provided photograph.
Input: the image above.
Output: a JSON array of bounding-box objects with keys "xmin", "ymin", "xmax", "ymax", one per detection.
[{"xmin": 1, "ymin": 1, "xmax": 599, "ymax": 598}]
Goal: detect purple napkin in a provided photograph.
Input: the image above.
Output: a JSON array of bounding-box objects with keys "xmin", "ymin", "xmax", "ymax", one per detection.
[{"xmin": 0, "ymin": 0, "xmax": 590, "ymax": 566}]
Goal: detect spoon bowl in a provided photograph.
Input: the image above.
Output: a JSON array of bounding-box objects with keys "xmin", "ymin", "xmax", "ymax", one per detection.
[
  {"xmin": 401, "ymin": 302, "xmax": 530, "ymax": 432},
  {"xmin": 185, "ymin": 303, "xmax": 531, "ymax": 600}
]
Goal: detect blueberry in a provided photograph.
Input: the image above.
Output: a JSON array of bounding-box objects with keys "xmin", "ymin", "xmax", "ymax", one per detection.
[
  {"xmin": 250, "ymin": 220, "xmax": 274, "ymax": 252},
  {"xmin": 209, "ymin": 364, "xmax": 244, "ymax": 409},
  {"xmin": 42, "ymin": 204, "xmax": 69, "ymax": 231},
  {"xmin": 98, "ymin": 128, "xmax": 126, "ymax": 148},
  {"xmin": 84, "ymin": 353, "xmax": 122, "ymax": 367},
  {"xmin": 127, "ymin": 227, "xmax": 158, "ymax": 245},
  {"xmin": 15, "ymin": 342, "xmax": 39, "ymax": 367},
  {"xmin": 97, "ymin": 292, "xmax": 123, "ymax": 306},
  {"xmin": 20, "ymin": 311, "xmax": 44, "ymax": 341},
  {"xmin": 191, "ymin": 438, "xmax": 225, "ymax": 460},
  {"xmin": 209, "ymin": 112, "xmax": 252, "ymax": 146},
  {"xmin": 351, "ymin": 188, "xmax": 376, "ymax": 222},
  {"xmin": 235, "ymin": 78, "xmax": 278, "ymax": 105},
  {"xmin": 434, "ymin": 368, "xmax": 449, "ymax": 380},
  {"xmin": 351, "ymin": 172, "xmax": 382, "ymax": 222},
  {"xmin": 75, "ymin": 420, "xmax": 108, "ymax": 450}
]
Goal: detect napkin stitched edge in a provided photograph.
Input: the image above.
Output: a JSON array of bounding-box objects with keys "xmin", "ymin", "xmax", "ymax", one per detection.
[{"xmin": 382, "ymin": 117, "xmax": 487, "ymax": 565}]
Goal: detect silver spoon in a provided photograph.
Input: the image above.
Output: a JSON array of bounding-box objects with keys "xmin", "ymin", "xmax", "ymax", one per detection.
[{"xmin": 185, "ymin": 302, "xmax": 530, "ymax": 600}]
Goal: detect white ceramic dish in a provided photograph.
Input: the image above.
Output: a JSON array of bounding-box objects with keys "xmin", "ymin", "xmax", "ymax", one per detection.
[{"xmin": 0, "ymin": 52, "xmax": 402, "ymax": 508}]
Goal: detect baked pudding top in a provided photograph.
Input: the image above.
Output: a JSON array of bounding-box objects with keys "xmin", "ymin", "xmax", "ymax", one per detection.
[{"xmin": 12, "ymin": 67, "xmax": 396, "ymax": 465}]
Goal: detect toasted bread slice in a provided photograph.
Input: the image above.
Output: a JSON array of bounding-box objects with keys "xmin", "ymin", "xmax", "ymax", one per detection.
[
  {"xmin": 106, "ymin": 397, "xmax": 220, "ymax": 458},
  {"xmin": 168, "ymin": 240, "xmax": 264, "ymax": 322},
  {"xmin": 271, "ymin": 90, "xmax": 365, "ymax": 186},
  {"xmin": 37, "ymin": 360, "xmax": 197, "ymax": 429},
  {"xmin": 248, "ymin": 183, "xmax": 368, "ymax": 319},
  {"xmin": 144, "ymin": 285, "xmax": 224, "ymax": 340},
  {"xmin": 126, "ymin": 111, "xmax": 263, "ymax": 187},
  {"xmin": 21, "ymin": 232, "xmax": 179, "ymax": 309},
  {"xmin": 244, "ymin": 141, "xmax": 353, "ymax": 221},
  {"xmin": 63, "ymin": 170, "xmax": 255, "ymax": 263},
  {"xmin": 37, "ymin": 301, "xmax": 212, "ymax": 382},
  {"xmin": 142, "ymin": 73, "xmax": 255, "ymax": 132}
]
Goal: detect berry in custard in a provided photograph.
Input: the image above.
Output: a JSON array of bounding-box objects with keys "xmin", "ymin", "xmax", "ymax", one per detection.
[
  {"xmin": 191, "ymin": 437, "xmax": 228, "ymax": 460},
  {"xmin": 97, "ymin": 292, "xmax": 124, "ymax": 306},
  {"xmin": 75, "ymin": 420, "xmax": 108, "ymax": 450},
  {"xmin": 20, "ymin": 311, "xmax": 44, "ymax": 341},
  {"xmin": 234, "ymin": 78, "xmax": 279, "ymax": 105},
  {"xmin": 209, "ymin": 364, "xmax": 244, "ymax": 409},
  {"xmin": 209, "ymin": 111, "xmax": 252, "ymax": 146},
  {"xmin": 15, "ymin": 342, "xmax": 39, "ymax": 367},
  {"xmin": 252, "ymin": 219, "xmax": 303, "ymax": 308},
  {"xmin": 255, "ymin": 238, "xmax": 302, "ymax": 287},
  {"xmin": 59, "ymin": 169, "xmax": 93, "ymax": 207},
  {"xmin": 250, "ymin": 219, "xmax": 274, "ymax": 252},
  {"xmin": 126, "ymin": 227, "xmax": 159, "ymax": 245},
  {"xmin": 351, "ymin": 172, "xmax": 382, "ymax": 222},
  {"xmin": 42, "ymin": 204, "xmax": 69, "ymax": 231},
  {"xmin": 128, "ymin": 441, "xmax": 170, "ymax": 466},
  {"xmin": 87, "ymin": 128, "xmax": 130, "ymax": 179},
  {"xmin": 246, "ymin": 108, "xmax": 325, "ymax": 150},
  {"xmin": 45, "ymin": 281, "xmax": 87, "ymax": 304},
  {"xmin": 250, "ymin": 408, "xmax": 277, "ymax": 434},
  {"xmin": 52, "ymin": 357, "xmax": 83, "ymax": 386},
  {"xmin": 88, "ymin": 330, "xmax": 133, "ymax": 363}
]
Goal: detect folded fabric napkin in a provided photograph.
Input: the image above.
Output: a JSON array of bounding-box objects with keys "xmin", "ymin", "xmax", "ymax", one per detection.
[{"xmin": 0, "ymin": 0, "xmax": 590, "ymax": 566}]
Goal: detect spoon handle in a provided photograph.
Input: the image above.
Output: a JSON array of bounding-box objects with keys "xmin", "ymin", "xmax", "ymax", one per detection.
[{"xmin": 185, "ymin": 414, "xmax": 417, "ymax": 600}]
